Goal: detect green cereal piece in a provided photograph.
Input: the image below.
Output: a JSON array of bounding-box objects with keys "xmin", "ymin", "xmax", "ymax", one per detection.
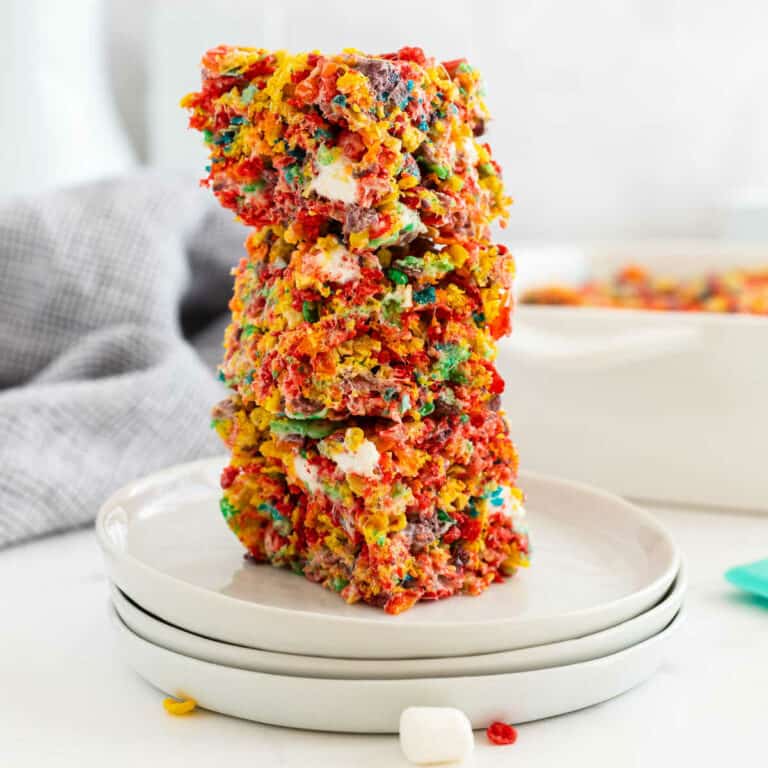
[
  {"xmin": 394, "ymin": 255, "xmax": 424, "ymax": 271},
  {"xmin": 302, "ymin": 300, "xmax": 319, "ymax": 323},
  {"xmin": 220, "ymin": 497, "xmax": 238, "ymax": 521},
  {"xmin": 478, "ymin": 162, "xmax": 495, "ymax": 176},
  {"xmin": 426, "ymin": 258, "xmax": 454, "ymax": 277},
  {"xmin": 316, "ymin": 144, "xmax": 334, "ymax": 166},
  {"xmin": 419, "ymin": 401, "xmax": 436, "ymax": 416},
  {"xmin": 429, "ymin": 163, "xmax": 451, "ymax": 180},
  {"xmin": 387, "ymin": 268, "xmax": 409, "ymax": 285},
  {"xmin": 269, "ymin": 418, "xmax": 335, "ymax": 439},
  {"xmin": 283, "ymin": 164, "xmax": 304, "ymax": 186},
  {"xmin": 433, "ymin": 343, "xmax": 471, "ymax": 381}
]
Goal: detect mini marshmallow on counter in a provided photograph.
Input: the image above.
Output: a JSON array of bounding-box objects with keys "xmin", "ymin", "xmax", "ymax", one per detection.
[{"xmin": 399, "ymin": 707, "xmax": 474, "ymax": 765}]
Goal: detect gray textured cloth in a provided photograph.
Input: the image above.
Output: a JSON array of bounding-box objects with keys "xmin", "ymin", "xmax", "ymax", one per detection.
[{"xmin": 0, "ymin": 172, "xmax": 244, "ymax": 548}]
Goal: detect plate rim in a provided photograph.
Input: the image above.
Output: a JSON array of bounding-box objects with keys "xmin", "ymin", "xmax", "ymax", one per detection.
[
  {"xmin": 97, "ymin": 456, "xmax": 680, "ymax": 630},
  {"xmin": 113, "ymin": 601, "xmax": 685, "ymax": 684},
  {"xmin": 110, "ymin": 557, "xmax": 686, "ymax": 675},
  {"xmin": 110, "ymin": 605, "xmax": 684, "ymax": 731}
]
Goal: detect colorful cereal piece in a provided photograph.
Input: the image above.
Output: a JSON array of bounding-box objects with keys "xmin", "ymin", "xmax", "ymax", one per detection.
[
  {"xmin": 486, "ymin": 720, "xmax": 518, "ymax": 745},
  {"xmin": 163, "ymin": 696, "xmax": 197, "ymax": 716}
]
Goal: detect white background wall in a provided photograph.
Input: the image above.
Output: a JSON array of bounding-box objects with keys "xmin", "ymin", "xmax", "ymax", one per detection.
[{"xmin": 7, "ymin": 0, "xmax": 768, "ymax": 242}]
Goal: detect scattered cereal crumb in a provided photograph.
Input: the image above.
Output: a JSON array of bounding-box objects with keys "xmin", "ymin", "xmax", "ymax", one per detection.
[
  {"xmin": 163, "ymin": 696, "xmax": 197, "ymax": 716},
  {"xmin": 487, "ymin": 720, "xmax": 518, "ymax": 745}
]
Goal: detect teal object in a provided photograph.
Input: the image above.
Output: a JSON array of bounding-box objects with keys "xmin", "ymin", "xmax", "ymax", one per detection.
[{"xmin": 725, "ymin": 558, "xmax": 768, "ymax": 600}]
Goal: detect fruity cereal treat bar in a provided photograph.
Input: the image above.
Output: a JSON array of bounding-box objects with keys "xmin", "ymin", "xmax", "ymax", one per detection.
[
  {"xmin": 184, "ymin": 45, "xmax": 529, "ymax": 614},
  {"xmin": 181, "ymin": 46, "xmax": 509, "ymax": 247},
  {"xmin": 220, "ymin": 227, "xmax": 513, "ymax": 420},
  {"xmin": 212, "ymin": 396, "xmax": 529, "ymax": 614}
]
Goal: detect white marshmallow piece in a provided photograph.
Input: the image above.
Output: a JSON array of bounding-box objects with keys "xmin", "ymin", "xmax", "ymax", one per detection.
[
  {"xmin": 308, "ymin": 156, "xmax": 358, "ymax": 203},
  {"xmin": 399, "ymin": 707, "xmax": 474, "ymax": 765}
]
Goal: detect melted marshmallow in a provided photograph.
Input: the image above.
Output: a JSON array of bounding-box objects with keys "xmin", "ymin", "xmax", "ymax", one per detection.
[
  {"xmin": 319, "ymin": 243, "xmax": 361, "ymax": 284},
  {"xmin": 500, "ymin": 485, "xmax": 526, "ymax": 522},
  {"xmin": 308, "ymin": 156, "xmax": 358, "ymax": 203},
  {"xmin": 398, "ymin": 204, "xmax": 427, "ymax": 236},
  {"xmin": 462, "ymin": 137, "xmax": 479, "ymax": 165},
  {"xmin": 292, "ymin": 456, "xmax": 321, "ymax": 494},
  {"xmin": 321, "ymin": 439, "xmax": 380, "ymax": 478},
  {"xmin": 384, "ymin": 284, "xmax": 413, "ymax": 309}
]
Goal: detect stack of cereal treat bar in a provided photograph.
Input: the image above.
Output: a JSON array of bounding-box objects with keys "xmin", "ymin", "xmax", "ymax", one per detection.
[{"xmin": 183, "ymin": 45, "xmax": 529, "ymax": 614}]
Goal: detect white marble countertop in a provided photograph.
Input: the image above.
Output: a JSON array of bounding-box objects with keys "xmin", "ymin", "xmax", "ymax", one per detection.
[{"xmin": 2, "ymin": 503, "xmax": 766, "ymax": 767}]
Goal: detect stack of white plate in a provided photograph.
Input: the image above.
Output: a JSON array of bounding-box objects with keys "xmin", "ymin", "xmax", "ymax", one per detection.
[{"xmin": 97, "ymin": 457, "xmax": 683, "ymax": 734}]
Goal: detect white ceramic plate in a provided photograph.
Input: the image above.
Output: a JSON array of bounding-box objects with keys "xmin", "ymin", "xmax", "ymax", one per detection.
[
  {"xmin": 112, "ymin": 607, "xmax": 683, "ymax": 733},
  {"xmin": 111, "ymin": 559, "xmax": 685, "ymax": 678},
  {"xmin": 97, "ymin": 457, "xmax": 679, "ymax": 659}
]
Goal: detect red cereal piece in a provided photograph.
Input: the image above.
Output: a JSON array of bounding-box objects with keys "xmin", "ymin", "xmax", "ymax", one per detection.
[
  {"xmin": 395, "ymin": 46, "xmax": 427, "ymax": 65},
  {"xmin": 220, "ymin": 465, "xmax": 239, "ymax": 489},
  {"xmin": 487, "ymin": 721, "xmax": 518, "ymax": 745}
]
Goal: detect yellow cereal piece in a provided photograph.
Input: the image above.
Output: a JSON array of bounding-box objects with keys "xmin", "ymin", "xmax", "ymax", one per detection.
[
  {"xmin": 438, "ymin": 477, "xmax": 469, "ymax": 512},
  {"xmin": 344, "ymin": 427, "xmax": 365, "ymax": 451},
  {"xmin": 447, "ymin": 243, "xmax": 470, "ymax": 268},
  {"xmin": 336, "ymin": 70, "xmax": 372, "ymax": 104},
  {"xmin": 163, "ymin": 696, "xmax": 197, "ymax": 716},
  {"xmin": 262, "ymin": 389, "xmax": 282, "ymax": 414},
  {"xmin": 389, "ymin": 511, "xmax": 408, "ymax": 533},
  {"xmin": 346, "ymin": 474, "xmax": 367, "ymax": 496},
  {"xmin": 446, "ymin": 174, "xmax": 464, "ymax": 192},
  {"xmin": 349, "ymin": 231, "xmax": 369, "ymax": 250},
  {"xmin": 249, "ymin": 406, "xmax": 272, "ymax": 431},
  {"xmin": 401, "ymin": 124, "xmax": 424, "ymax": 153}
]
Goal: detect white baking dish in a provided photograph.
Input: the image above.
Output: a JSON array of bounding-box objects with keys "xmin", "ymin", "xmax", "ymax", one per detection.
[{"xmin": 498, "ymin": 240, "xmax": 768, "ymax": 512}]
